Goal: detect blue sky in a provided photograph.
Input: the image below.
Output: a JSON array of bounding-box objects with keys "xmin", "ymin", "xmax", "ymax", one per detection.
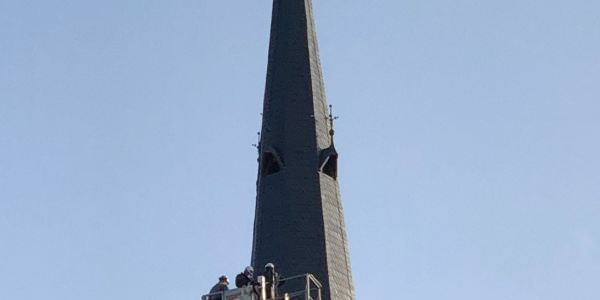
[{"xmin": 1, "ymin": 0, "xmax": 599, "ymax": 299}]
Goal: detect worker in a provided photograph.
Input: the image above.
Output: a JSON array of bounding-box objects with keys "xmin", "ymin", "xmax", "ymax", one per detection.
[
  {"xmin": 263, "ymin": 263, "xmax": 283, "ymax": 299},
  {"xmin": 208, "ymin": 275, "xmax": 229, "ymax": 300},
  {"xmin": 235, "ymin": 266, "xmax": 255, "ymax": 288}
]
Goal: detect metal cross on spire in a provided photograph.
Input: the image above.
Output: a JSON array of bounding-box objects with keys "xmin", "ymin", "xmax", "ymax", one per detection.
[
  {"xmin": 328, "ymin": 104, "xmax": 339, "ymax": 140},
  {"xmin": 252, "ymin": 131, "xmax": 261, "ymax": 150}
]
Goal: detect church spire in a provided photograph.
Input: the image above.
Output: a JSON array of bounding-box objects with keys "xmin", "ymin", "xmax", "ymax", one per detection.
[{"xmin": 251, "ymin": 1, "xmax": 355, "ymax": 299}]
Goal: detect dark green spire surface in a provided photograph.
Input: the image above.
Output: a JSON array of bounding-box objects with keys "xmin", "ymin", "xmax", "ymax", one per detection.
[{"xmin": 251, "ymin": 1, "xmax": 355, "ymax": 299}]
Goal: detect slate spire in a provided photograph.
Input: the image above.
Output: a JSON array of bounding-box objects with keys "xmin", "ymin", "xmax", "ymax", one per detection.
[{"xmin": 251, "ymin": 1, "xmax": 355, "ymax": 299}]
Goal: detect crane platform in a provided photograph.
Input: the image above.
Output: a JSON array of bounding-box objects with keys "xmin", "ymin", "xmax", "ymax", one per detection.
[{"xmin": 202, "ymin": 273, "xmax": 322, "ymax": 300}]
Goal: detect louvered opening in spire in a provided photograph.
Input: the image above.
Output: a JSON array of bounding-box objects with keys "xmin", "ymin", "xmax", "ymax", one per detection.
[
  {"xmin": 261, "ymin": 151, "xmax": 283, "ymax": 177},
  {"xmin": 320, "ymin": 153, "xmax": 338, "ymax": 179}
]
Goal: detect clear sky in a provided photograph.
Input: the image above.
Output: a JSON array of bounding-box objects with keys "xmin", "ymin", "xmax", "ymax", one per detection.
[{"xmin": 1, "ymin": 0, "xmax": 599, "ymax": 299}]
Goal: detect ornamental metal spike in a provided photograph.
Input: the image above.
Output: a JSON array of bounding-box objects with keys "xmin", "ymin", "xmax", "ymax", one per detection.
[{"xmin": 328, "ymin": 104, "xmax": 339, "ymax": 141}]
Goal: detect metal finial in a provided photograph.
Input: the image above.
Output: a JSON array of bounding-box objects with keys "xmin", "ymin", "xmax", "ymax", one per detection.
[
  {"xmin": 252, "ymin": 131, "xmax": 261, "ymax": 149},
  {"xmin": 328, "ymin": 104, "xmax": 339, "ymax": 138}
]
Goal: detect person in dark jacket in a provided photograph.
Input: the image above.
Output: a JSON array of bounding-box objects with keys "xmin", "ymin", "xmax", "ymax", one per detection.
[
  {"xmin": 235, "ymin": 266, "xmax": 254, "ymax": 288},
  {"xmin": 208, "ymin": 275, "xmax": 229, "ymax": 300}
]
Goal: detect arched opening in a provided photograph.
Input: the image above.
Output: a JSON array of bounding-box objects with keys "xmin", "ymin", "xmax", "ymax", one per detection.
[
  {"xmin": 320, "ymin": 153, "xmax": 338, "ymax": 179},
  {"xmin": 261, "ymin": 151, "xmax": 282, "ymax": 176}
]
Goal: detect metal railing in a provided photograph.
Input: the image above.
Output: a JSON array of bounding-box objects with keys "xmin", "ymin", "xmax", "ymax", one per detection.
[
  {"xmin": 277, "ymin": 273, "xmax": 322, "ymax": 300},
  {"xmin": 201, "ymin": 274, "xmax": 322, "ymax": 300}
]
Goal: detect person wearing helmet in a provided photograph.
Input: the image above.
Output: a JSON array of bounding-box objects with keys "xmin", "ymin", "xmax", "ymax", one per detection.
[
  {"xmin": 235, "ymin": 266, "xmax": 255, "ymax": 288},
  {"xmin": 208, "ymin": 275, "xmax": 229, "ymax": 300},
  {"xmin": 263, "ymin": 263, "xmax": 283, "ymax": 299}
]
